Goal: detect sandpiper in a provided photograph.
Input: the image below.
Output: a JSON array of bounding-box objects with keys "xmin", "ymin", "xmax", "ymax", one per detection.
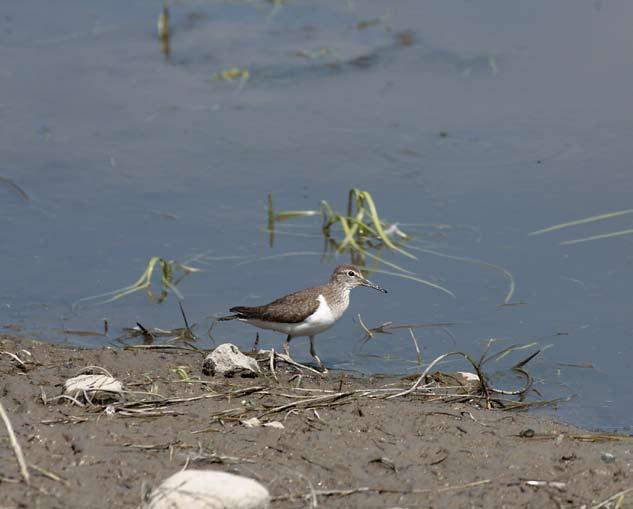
[{"xmin": 218, "ymin": 264, "xmax": 387, "ymax": 372}]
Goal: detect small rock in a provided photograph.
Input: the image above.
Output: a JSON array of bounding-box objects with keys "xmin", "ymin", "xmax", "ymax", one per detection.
[
  {"xmin": 63, "ymin": 374, "xmax": 123, "ymax": 403},
  {"xmin": 146, "ymin": 470, "xmax": 270, "ymax": 509},
  {"xmin": 263, "ymin": 421, "xmax": 285, "ymax": 430},
  {"xmin": 456, "ymin": 371, "xmax": 479, "ymax": 382},
  {"xmin": 241, "ymin": 417, "xmax": 262, "ymax": 428},
  {"xmin": 601, "ymin": 452, "xmax": 616, "ymax": 464},
  {"xmin": 203, "ymin": 343, "xmax": 260, "ymax": 378}
]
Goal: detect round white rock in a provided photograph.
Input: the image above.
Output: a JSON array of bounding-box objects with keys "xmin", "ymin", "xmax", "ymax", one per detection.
[{"xmin": 146, "ymin": 470, "xmax": 270, "ymax": 509}]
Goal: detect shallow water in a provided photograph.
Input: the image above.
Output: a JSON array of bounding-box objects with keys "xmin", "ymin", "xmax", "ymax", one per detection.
[{"xmin": 2, "ymin": 0, "xmax": 633, "ymax": 431}]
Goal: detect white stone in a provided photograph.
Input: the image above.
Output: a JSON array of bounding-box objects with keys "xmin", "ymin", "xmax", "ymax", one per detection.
[
  {"xmin": 203, "ymin": 344, "xmax": 260, "ymax": 378},
  {"xmin": 241, "ymin": 417, "xmax": 262, "ymax": 428},
  {"xmin": 146, "ymin": 470, "xmax": 270, "ymax": 509},
  {"xmin": 456, "ymin": 371, "xmax": 479, "ymax": 382},
  {"xmin": 241, "ymin": 417, "xmax": 284, "ymax": 430},
  {"xmin": 263, "ymin": 421, "xmax": 285, "ymax": 430},
  {"xmin": 63, "ymin": 374, "xmax": 123, "ymax": 403}
]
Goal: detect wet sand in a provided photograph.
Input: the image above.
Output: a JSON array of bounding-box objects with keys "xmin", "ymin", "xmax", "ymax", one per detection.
[{"xmin": 1, "ymin": 334, "xmax": 631, "ymax": 508}]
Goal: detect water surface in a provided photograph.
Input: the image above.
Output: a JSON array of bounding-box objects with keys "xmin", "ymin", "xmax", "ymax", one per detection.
[{"xmin": 2, "ymin": 0, "xmax": 633, "ymax": 431}]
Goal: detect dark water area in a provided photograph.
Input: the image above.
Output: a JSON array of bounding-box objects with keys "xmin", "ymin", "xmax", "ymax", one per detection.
[{"xmin": 2, "ymin": 0, "xmax": 633, "ymax": 431}]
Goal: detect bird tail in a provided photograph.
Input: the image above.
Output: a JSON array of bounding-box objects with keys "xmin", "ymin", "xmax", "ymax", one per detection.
[{"xmin": 217, "ymin": 306, "xmax": 257, "ymax": 321}]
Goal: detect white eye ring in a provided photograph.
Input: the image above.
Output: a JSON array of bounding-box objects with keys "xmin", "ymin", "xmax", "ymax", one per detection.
[{"xmin": 348, "ymin": 271, "xmax": 355, "ymax": 277}]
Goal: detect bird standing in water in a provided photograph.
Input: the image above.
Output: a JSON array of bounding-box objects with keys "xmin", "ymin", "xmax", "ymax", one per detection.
[{"xmin": 218, "ymin": 264, "xmax": 387, "ymax": 372}]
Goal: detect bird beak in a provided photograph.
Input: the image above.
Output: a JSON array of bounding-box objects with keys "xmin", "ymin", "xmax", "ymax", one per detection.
[{"xmin": 360, "ymin": 276, "xmax": 387, "ymax": 293}]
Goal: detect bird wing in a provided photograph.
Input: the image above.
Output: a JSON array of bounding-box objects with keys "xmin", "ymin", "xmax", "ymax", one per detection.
[{"xmin": 230, "ymin": 287, "xmax": 322, "ymax": 324}]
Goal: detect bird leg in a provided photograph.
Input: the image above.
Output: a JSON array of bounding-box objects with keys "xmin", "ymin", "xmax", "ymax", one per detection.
[
  {"xmin": 309, "ymin": 336, "xmax": 328, "ymax": 373},
  {"xmin": 283, "ymin": 335, "xmax": 292, "ymax": 358}
]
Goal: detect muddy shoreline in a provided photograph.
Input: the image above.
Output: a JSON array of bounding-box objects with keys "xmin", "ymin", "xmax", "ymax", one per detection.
[{"xmin": 1, "ymin": 334, "xmax": 631, "ymax": 508}]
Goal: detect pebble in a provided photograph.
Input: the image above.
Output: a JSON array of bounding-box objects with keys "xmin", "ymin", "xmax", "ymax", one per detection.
[
  {"xmin": 241, "ymin": 417, "xmax": 285, "ymax": 429},
  {"xmin": 601, "ymin": 452, "xmax": 616, "ymax": 464}
]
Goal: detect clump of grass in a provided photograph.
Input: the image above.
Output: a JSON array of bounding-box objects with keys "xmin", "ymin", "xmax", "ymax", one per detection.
[
  {"xmin": 321, "ymin": 188, "xmax": 414, "ymax": 259},
  {"xmin": 212, "ymin": 67, "xmax": 250, "ymax": 82},
  {"xmin": 78, "ymin": 256, "xmax": 201, "ymax": 305},
  {"xmin": 266, "ymin": 189, "xmax": 521, "ymax": 304},
  {"xmin": 268, "ymin": 189, "xmax": 411, "ymax": 256},
  {"xmin": 267, "ymin": 189, "xmax": 454, "ymax": 297}
]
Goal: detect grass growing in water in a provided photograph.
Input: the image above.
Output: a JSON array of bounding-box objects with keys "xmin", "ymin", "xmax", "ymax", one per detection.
[
  {"xmin": 268, "ymin": 188, "xmax": 518, "ymax": 301},
  {"xmin": 270, "ymin": 189, "xmax": 405, "ymax": 249},
  {"xmin": 268, "ymin": 189, "xmax": 412, "ymax": 256},
  {"xmin": 529, "ymin": 208, "xmax": 633, "ymax": 245},
  {"xmin": 267, "ymin": 189, "xmax": 457, "ymax": 297},
  {"xmin": 78, "ymin": 256, "xmax": 201, "ymax": 305}
]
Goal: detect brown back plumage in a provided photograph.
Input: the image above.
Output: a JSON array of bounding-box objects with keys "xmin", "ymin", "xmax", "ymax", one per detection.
[{"xmin": 223, "ymin": 286, "xmax": 323, "ymax": 323}]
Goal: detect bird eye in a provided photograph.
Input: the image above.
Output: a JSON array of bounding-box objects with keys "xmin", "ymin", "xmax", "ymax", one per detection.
[{"xmin": 348, "ymin": 271, "xmax": 355, "ymax": 277}]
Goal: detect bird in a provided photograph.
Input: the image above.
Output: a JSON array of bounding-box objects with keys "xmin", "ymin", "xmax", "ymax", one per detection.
[{"xmin": 218, "ymin": 264, "xmax": 387, "ymax": 372}]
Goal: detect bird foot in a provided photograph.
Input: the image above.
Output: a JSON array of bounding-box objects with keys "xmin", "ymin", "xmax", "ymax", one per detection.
[{"xmin": 275, "ymin": 352, "xmax": 324, "ymax": 377}]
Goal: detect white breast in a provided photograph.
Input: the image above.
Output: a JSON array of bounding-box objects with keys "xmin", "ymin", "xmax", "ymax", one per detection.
[{"xmin": 304, "ymin": 295, "xmax": 337, "ymax": 328}]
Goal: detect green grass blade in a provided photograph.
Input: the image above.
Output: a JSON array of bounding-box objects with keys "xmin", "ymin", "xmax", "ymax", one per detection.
[
  {"xmin": 361, "ymin": 191, "xmax": 416, "ymax": 259},
  {"xmin": 176, "ymin": 263, "xmax": 203, "ymax": 274},
  {"xmin": 529, "ymin": 209, "xmax": 633, "ymax": 236},
  {"xmin": 370, "ymin": 268, "xmax": 455, "ymax": 298},
  {"xmin": 343, "ymin": 215, "xmax": 380, "ymax": 236},
  {"xmin": 235, "ymin": 251, "xmax": 323, "ymax": 266},
  {"xmin": 259, "ymin": 228, "xmax": 322, "ymax": 239},
  {"xmin": 338, "ymin": 216, "xmax": 361, "ymax": 250},
  {"xmin": 347, "ymin": 188, "xmax": 357, "ymax": 218},
  {"xmin": 78, "ymin": 284, "xmax": 143, "ymax": 304},
  {"xmin": 357, "ymin": 249, "xmax": 414, "ymax": 274},
  {"xmin": 267, "ymin": 194, "xmax": 274, "ymax": 247},
  {"xmin": 482, "ymin": 342, "xmax": 540, "ymax": 365},
  {"xmin": 410, "ymin": 246, "xmax": 515, "ymax": 304},
  {"xmin": 560, "ymin": 228, "xmax": 633, "ymax": 245},
  {"xmin": 274, "ymin": 210, "xmax": 320, "ymax": 221},
  {"xmin": 77, "ymin": 257, "xmax": 159, "ymax": 304},
  {"xmin": 77, "ymin": 256, "xmax": 195, "ymax": 306},
  {"xmin": 100, "ymin": 282, "xmax": 152, "ymax": 304},
  {"xmin": 163, "ymin": 278, "xmax": 184, "ymax": 301},
  {"xmin": 320, "ymin": 200, "xmax": 337, "ymax": 230}
]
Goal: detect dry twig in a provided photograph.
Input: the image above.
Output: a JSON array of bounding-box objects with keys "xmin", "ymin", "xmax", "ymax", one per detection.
[
  {"xmin": 592, "ymin": 486, "xmax": 633, "ymax": 509},
  {"xmin": 0, "ymin": 401, "xmax": 30, "ymax": 484},
  {"xmin": 271, "ymin": 479, "xmax": 491, "ymax": 502}
]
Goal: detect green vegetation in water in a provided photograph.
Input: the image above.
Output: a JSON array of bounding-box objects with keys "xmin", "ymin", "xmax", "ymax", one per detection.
[
  {"xmin": 407, "ymin": 246, "xmax": 515, "ymax": 304},
  {"xmin": 295, "ymin": 48, "xmax": 331, "ymax": 60},
  {"xmin": 212, "ymin": 67, "xmax": 251, "ymax": 82},
  {"xmin": 78, "ymin": 256, "xmax": 201, "ymax": 305},
  {"xmin": 157, "ymin": 6, "xmax": 169, "ymax": 59},
  {"xmin": 529, "ymin": 208, "xmax": 633, "ymax": 245},
  {"xmin": 267, "ymin": 189, "xmax": 456, "ymax": 297},
  {"xmin": 323, "ymin": 188, "xmax": 415, "ymax": 258},
  {"xmin": 268, "ymin": 189, "xmax": 519, "ymax": 304},
  {"xmin": 268, "ymin": 188, "xmax": 413, "ymax": 256}
]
